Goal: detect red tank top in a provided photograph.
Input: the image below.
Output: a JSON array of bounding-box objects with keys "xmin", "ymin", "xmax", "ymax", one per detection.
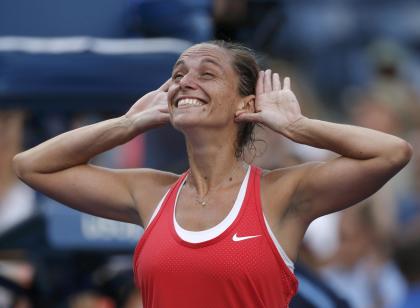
[{"xmin": 133, "ymin": 166, "xmax": 298, "ymax": 307}]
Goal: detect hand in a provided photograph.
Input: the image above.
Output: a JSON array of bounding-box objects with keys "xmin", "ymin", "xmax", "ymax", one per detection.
[
  {"xmin": 234, "ymin": 70, "xmax": 304, "ymax": 134},
  {"xmin": 126, "ymin": 79, "xmax": 171, "ymax": 130}
]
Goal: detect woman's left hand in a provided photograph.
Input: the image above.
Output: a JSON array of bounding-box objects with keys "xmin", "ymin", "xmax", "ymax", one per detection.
[{"xmin": 234, "ymin": 70, "xmax": 304, "ymax": 134}]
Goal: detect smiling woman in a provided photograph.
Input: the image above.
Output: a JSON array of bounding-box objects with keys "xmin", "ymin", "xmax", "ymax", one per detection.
[
  {"xmin": 167, "ymin": 41, "xmax": 258, "ymax": 159},
  {"xmin": 13, "ymin": 40, "xmax": 413, "ymax": 308}
]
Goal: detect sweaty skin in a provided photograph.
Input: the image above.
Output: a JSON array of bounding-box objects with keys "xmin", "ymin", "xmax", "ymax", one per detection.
[{"xmin": 13, "ymin": 43, "xmax": 412, "ymax": 264}]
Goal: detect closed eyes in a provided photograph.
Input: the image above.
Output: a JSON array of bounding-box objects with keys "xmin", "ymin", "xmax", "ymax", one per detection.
[
  {"xmin": 171, "ymin": 71, "xmax": 216, "ymax": 82},
  {"xmin": 172, "ymin": 73, "xmax": 184, "ymax": 81},
  {"xmin": 201, "ymin": 72, "xmax": 215, "ymax": 78}
]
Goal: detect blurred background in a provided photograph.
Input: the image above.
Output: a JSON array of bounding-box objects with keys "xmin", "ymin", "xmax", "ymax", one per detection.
[{"xmin": 0, "ymin": 0, "xmax": 419, "ymax": 307}]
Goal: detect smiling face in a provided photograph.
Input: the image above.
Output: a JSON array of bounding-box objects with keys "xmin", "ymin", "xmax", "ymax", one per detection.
[{"xmin": 167, "ymin": 43, "xmax": 246, "ymax": 131}]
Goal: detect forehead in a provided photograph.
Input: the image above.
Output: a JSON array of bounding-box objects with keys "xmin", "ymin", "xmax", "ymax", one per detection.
[{"xmin": 175, "ymin": 44, "xmax": 234, "ymax": 70}]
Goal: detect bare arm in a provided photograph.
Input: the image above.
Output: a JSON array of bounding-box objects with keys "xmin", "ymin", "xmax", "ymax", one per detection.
[
  {"xmin": 236, "ymin": 70, "xmax": 412, "ymax": 224},
  {"xmin": 283, "ymin": 117, "xmax": 412, "ymax": 222},
  {"xmin": 13, "ymin": 80, "xmax": 173, "ymax": 226}
]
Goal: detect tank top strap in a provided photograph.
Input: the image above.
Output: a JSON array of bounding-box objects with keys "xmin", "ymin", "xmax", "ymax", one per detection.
[
  {"xmin": 145, "ymin": 170, "xmax": 188, "ymax": 234},
  {"xmin": 251, "ymin": 165, "xmax": 297, "ymax": 275},
  {"xmin": 133, "ymin": 170, "xmax": 188, "ymax": 286}
]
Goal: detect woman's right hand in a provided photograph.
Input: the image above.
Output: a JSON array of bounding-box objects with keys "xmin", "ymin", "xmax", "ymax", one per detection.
[{"xmin": 126, "ymin": 79, "xmax": 171, "ymax": 130}]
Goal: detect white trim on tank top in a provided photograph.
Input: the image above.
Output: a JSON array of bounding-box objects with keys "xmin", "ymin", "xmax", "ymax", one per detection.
[
  {"xmin": 145, "ymin": 189, "xmax": 170, "ymax": 229},
  {"xmin": 145, "ymin": 166, "xmax": 294, "ymax": 273},
  {"xmin": 263, "ymin": 215, "xmax": 295, "ymax": 272},
  {"xmin": 173, "ymin": 166, "xmax": 251, "ymax": 243}
]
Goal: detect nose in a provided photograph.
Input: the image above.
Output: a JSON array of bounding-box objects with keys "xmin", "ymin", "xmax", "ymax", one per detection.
[{"xmin": 179, "ymin": 72, "xmax": 198, "ymax": 90}]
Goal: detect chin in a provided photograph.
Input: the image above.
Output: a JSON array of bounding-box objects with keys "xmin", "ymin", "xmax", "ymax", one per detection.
[{"xmin": 170, "ymin": 115, "xmax": 205, "ymax": 131}]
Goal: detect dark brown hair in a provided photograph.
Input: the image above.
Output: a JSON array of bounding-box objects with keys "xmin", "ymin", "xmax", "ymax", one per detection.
[{"xmin": 205, "ymin": 40, "xmax": 260, "ymax": 159}]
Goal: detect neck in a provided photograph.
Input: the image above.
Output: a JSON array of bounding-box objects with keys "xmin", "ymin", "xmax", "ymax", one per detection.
[{"xmin": 184, "ymin": 129, "xmax": 246, "ymax": 197}]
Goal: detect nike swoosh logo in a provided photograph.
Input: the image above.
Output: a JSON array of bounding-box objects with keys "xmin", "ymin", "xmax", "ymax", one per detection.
[{"xmin": 232, "ymin": 233, "xmax": 262, "ymax": 242}]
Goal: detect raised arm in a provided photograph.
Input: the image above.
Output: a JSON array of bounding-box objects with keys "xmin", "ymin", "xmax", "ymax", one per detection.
[
  {"xmin": 282, "ymin": 117, "xmax": 412, "ymax": 221},
  {"xmin": 13, "ymin": 80, "xmax": 175, "ymax": 226},
  {"xmin": 235, "ymin": 70, "xmax": 412, "ymax": 224}
]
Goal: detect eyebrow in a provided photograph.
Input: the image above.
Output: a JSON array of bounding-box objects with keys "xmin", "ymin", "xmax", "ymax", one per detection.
[
  {"xmin": 201, "ymin": 58, "xmax": 224, "ymax": 71},
  {"xmin": 173, "ymin": 59, "xmax": 185, "ymax": 70}
]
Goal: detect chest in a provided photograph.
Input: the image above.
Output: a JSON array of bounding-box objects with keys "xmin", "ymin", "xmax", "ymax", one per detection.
[
  {"xmin": 175, "ymin": 184, "xmax": 240, "ymax": 231},
  {"xmin": 138, "ymin": 195, "xmax": 279, "ymax": 285},
  {"xmin": 140, "ymin": 231, "xmax": 277, "ymax": 280}
]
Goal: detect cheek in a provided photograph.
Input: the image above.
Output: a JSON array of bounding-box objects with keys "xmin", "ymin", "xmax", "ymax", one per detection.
[
  {"xmin": 167, "ymin": 85, "xmax": 178, "ymax": 104},
  {"xmin": 221, "ymin": 92, "xmax": 242, "ymax": 112}
]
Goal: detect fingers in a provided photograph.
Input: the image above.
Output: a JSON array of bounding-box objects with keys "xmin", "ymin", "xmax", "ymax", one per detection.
[
  {"xmin": 256, "ymin": 71, "xmax": 264, "ymax": 95},
  {"xmin": 263, "ymin": 69, "xmax": 272, "ymax": 92},
  {"xmin": 257, "ymin": 70, "xmax": 291, "ymax": 93},
  {"xmin": 157, "ymin": 105, "xmax": 169, "ymax": 113},
  {"xmin": 273, "ymin": 73, "xmax": 281, "ymax": 91},
  {"xmin": 234, "ymin": 111, "xmax": 262, "ymax": 124},
  {"xmin": 283, "ymin": 77, "xmax": 291, "ymax": 90},
  {"xmin": 159, "ymin": 78, "xmax": 172, "ymax": 92},
  {"xmin": 154, "ymin": 113, "xmax": 171, "ymax": 128}
]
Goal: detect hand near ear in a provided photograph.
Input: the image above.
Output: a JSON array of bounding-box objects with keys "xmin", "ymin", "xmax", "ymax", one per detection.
[
  {"xmin": 234, "ymin": 70, "xmax": 304, "ymax": 134},
  {"xmin": 126, "ymin": 79, "xmax": 171, "ymax": 130}
]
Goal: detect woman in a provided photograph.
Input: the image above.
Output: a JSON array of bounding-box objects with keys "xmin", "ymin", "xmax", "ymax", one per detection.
[{"xmin": 13, "ymin": 41, "xmax": 412, "ymax": 307}]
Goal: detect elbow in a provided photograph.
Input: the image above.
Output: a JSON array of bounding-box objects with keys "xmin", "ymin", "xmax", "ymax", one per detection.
[{"xmin": 387, "ymin": 139, "xmax": 413, "ymax": 169}]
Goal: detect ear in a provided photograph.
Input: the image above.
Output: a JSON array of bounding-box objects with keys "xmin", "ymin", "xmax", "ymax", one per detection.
[{"xmin": 237, "ymin": 95, "xmax": 256, "ymax": 113}]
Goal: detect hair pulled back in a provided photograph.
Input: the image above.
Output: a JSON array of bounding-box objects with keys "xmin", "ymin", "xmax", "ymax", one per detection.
[{"xmin": 205, "ymin": 40, "xmax": 260, "ymax": 159}]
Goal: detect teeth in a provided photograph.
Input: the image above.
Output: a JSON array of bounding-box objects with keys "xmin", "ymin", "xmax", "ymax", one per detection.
[{"xmin": 177, "ymin": 98, "xmax": 204, "ymax": 108}]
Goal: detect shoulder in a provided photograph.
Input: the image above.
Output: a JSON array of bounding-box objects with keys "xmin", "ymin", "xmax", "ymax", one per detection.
[
  {"xmin": 258, "ymin": 162, "xmax": 323, "ymax": 216},
  {"xmin": 260, "ymin": 162, "xmax": 321, "ymax": 188},
  {"xmin": 119, "ymin": 168, "xmax": 182, "ymax": 225},
  {"xmin": 122, "ymin": 168, "xmax": 181, "ymax": 198},
  {"xmin": 123, "ymin": 168, "xmax": 181, "ymax": 184}
]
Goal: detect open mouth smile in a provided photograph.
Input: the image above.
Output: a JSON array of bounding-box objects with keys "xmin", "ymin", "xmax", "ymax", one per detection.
[{"xmin": 175, "ymin": 98, "xmax": 206, "ymax": 109}]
